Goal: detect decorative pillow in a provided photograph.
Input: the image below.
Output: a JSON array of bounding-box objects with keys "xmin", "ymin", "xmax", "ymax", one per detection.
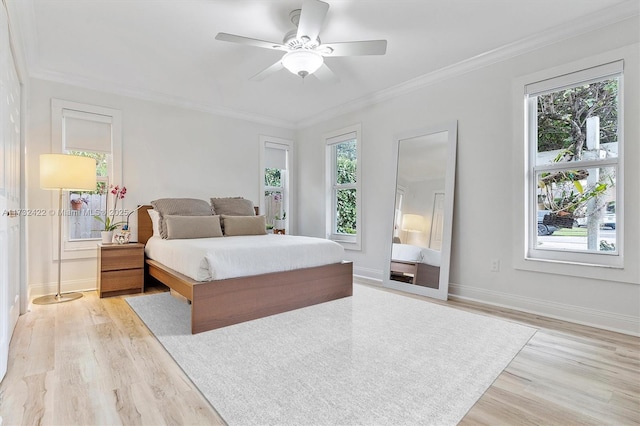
[
  {"xmin": 210, "ymin": 197, "xmax": 256, "ymax": 216},
  {"xmin": 221, "ymin": 215, "xmax": 267, "ymax": 236},
  {"xmin": 150, "ymin": 198, "xmax": 213, "ymax": 238},
  {"xmin": 147, "ymin": 209, "xmax": 161, "ymax": 237},
  {"xmin": 165, "ymin": 215, "xmax": 223, "ymax": 239}
]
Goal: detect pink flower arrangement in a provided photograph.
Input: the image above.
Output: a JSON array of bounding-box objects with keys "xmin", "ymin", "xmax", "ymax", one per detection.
[{"xmin": 94, "ymin": 184, "xmax": 127, "ymax": 231}]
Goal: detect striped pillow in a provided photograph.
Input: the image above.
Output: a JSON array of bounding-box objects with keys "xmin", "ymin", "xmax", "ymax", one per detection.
[
  {"xmin": 210, "ymin": 197, "xmax": 256, "ymax": 216},
  {"xmin": 150, "ymin": 198, "xmax": 213, "ymax": 238}
]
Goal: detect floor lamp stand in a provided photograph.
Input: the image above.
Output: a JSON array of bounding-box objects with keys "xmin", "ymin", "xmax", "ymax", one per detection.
[{"xmin": 32, "ymin": 189, "xmax": 83, "ymax": 305}]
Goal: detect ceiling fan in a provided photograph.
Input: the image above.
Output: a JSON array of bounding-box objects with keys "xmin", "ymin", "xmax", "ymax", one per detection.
[{"xmin": 215, "ymin": 0, "xmax": 387, "ymax": 81}]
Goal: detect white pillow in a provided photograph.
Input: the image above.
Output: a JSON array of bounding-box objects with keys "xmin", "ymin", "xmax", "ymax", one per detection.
[
  {"xmin": 391, "ymin": 243, "xmax": 423, "ymax": 262},
  {"xmin": 147, "ymin": 209, "xmax": 161, "ymax": 237}
]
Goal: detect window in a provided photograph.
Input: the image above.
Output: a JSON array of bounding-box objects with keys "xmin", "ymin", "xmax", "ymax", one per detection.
[
  {"xmin": 326, "ymin": 124, "xmax": 362, "ymax": 249},
  {"xmin": 394, "ymin": 186, "xmax": 405, "ymax": 241},
  {"xmin": 52, "ymin": 99, "xmax": 122, "ymax": 259},
  {"xmin": 260, "ymin": 136, "xmax": 293, "ymax": 232},
  {"xmin": 67, "ymin": 152, "xmax": 108, "ymax": 242},
  {"xmin": 525, "ymin": 61, "xmax": 622, "ymax": 266}
]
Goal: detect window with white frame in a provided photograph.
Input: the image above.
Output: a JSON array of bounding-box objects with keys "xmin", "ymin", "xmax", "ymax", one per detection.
[
  {"xmin": 525, "ymin": 61, "xmax": 622, "ymax": 266},
  {"xmin": 394, "ymin": 187, "xmax": 405, "ymax": 241},
  {"xmin": 325, "ymin": 124, "xmax": 362, "ymax": 249},
  {"xmin": 260, "ymin": 137, "xmax": 292, "ymax": 232},
  {"xmin": 52, "ymin": 99, "xmax": 122, "ymax": 259}
]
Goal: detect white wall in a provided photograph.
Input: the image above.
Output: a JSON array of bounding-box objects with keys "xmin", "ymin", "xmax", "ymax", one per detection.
[
  {"xmin": 402, "ymin": 178, "xmax": 444, "ymax": 248},
  {"xmin": 25, "ymin": 78, "xmax": 293, "ymax": 297},
  {"xmin": 296, "ymin": 18, "xmax": 640, "ymax": 335}
]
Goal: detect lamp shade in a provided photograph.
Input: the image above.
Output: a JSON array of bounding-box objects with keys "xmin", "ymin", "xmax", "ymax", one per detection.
[
  {"xmin": 282, "ymin": 50, "xmax": 323, "ymax": 78},
  {"xmin": 40, "ymin": 154, "xmax": 96, "ymax": 191},
  {"xmin": 402, "ymin": 214, "xmax": 426, "ymax": 232}
]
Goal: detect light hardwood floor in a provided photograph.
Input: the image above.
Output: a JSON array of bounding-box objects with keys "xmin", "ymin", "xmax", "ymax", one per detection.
[{"xmin": 1, "ymin": 283, "xmax": 638, "ymax": 425}]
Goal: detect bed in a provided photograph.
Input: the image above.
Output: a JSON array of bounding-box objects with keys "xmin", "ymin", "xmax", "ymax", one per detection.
[
  {"xmin": 137, "ymin": 202, "xmax": 353, "ymax": 334},
  {"xmin": 390, "ymin": 243, "xmax": 440, "ymax": 288}
]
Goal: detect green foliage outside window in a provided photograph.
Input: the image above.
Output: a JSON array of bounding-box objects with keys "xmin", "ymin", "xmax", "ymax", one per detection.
[
  {"xmin": 537, "ymin": 80, "xmax": 618, "ymax": 156},
  {"xmin": 536, "ymin": 78, "xmax": 618, "ymax": 220},
  {"xmin": 337, "ymin": 188, "xmax": 356, "ymax": 234},
  {"xmin": 265, "ymin": 168, "xmax": 281, "ymax": 187},
  {"xmin": 336, "ymin": 141, "xmax": 357, "ymax": 234}
]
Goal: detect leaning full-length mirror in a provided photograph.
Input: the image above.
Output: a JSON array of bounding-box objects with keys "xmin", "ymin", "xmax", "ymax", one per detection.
[{"xmin": 384, "ymin": 122, "xmax": 457, "ymax": 300}]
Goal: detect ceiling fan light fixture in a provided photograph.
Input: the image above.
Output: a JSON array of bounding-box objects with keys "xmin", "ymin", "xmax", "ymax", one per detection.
[{"xmin": 282, "ymin": 50, "xmax": 323, "ymax": 78}]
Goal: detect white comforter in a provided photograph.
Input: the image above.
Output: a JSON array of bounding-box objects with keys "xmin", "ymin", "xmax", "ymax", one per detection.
[
  {"xmin": 391, "ymin": 243, "xmax": 441, "ymax": 267},
  {"xmin": 145, "ymin": 234, "xmax": 345, "ymax": 281}
]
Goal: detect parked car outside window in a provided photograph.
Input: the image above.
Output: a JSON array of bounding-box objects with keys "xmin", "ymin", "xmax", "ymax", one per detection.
[
  {"xmin": 575, "ymin": 201, "xmax": 616, "ymax": 229},
  {"xmin": 537, "ymin": 210, "xmax": 558, "ymax": 236}
]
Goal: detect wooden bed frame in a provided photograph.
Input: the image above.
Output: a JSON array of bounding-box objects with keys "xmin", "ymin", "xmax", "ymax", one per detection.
[{"xmin": 137, "ymin": 205, "xmax": 353, "ymax": 333}]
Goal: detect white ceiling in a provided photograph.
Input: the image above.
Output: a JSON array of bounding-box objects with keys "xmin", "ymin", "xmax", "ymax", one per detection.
[{"xmin": 7, "ymin": 0, "xmax": 636, "ymax": 127}]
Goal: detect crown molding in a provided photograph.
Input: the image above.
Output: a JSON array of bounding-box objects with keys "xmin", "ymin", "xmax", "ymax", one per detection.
[
  {"xmin": 3, "ymin": 0, "xmax": 33, "ymax": 83},
  {"xmin": 15, "ymin": 0, "xmax": 38, "ymax": 69},
  {"xmin": 10, "ymin": 0, "xmax": 638, "ymax": 130},
  {"xmin": 29, "ymin": 66, "xmax": 296, "ymax": 129},
  {"xmin": 295, "ymin": 0, "xmax": 640, "ymax": 129},
  {"xmin": 7, "ymin": 0, "xmax": 295, "ymax": 128}
]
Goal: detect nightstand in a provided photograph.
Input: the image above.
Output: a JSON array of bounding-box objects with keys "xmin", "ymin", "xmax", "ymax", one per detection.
[{"xmin": 97, "ymin": 243, "xmax": 145, "ymax": 297}]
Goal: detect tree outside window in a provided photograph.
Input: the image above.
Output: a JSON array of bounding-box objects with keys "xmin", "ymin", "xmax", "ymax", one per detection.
[
  {"xmin": 264, "ymin": 167, "xmax": 284, "ymax": 227},
  {"xmin": 335, "ymin": 140, "xmax": 357, "ymax": 234},
  {"xmin": 529, "ymin": 69, "xmax": 620, "ymax": 255},
  {"xmin": 326, "ymin": 124, "xmax": 361, "ymax": 249}
]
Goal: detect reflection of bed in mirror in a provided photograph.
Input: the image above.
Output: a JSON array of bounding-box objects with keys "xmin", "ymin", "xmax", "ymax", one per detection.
[
  {"xmin": 385, "ymin": 121, "xmax": 456, "ymax": 300},
  {"xmin": 390, "ymin": 243, "xmax": 440, "ymax": 289}
]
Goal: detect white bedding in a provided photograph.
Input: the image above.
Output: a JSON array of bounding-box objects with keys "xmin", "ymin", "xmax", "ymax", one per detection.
[
  {"xmin": 145, "ymin": 234, "xmax": 345, "ymax": 281},
  {"xmin": 392, "ymin": 243, "xmax": 441, "ymax": 267}
]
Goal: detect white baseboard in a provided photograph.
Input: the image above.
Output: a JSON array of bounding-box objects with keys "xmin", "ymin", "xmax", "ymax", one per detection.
[
  {"xmin": 29, "ymin": 278, "xmax": 97, "ymax": 300},
  {"xmin": 353, "ymin": 267, "xmax": 638, "ymax": 336},
  {"xmin": 353, "ymin": 274, "xmax": 382, "ymax": 287},
  {"xmin": 353, "ymin": 266, "xmax": 383, "ymax": 285},
  {"xmin": 449, "ymin": 283, "xmax": 639, "ymax": 337}
]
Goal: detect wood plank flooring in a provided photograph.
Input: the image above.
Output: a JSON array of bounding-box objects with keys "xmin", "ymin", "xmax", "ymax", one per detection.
[{"xmin": 0, "ymin": 283, "xmax": 638, "ymax": 425}]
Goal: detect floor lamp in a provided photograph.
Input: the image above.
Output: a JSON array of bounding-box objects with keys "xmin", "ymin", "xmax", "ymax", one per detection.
[
  {"xmin": 402, "ymin": 214, "xmax": 426, "ymax": 246},
  {"xmin": 33, "ymin": 154, "xmax": 96, "ymax": 305}
]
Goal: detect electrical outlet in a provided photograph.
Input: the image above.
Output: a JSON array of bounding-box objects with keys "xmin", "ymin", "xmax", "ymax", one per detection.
[{"xmin": 491, "ymin": 259, "xmax": 500, "ymax": 272}]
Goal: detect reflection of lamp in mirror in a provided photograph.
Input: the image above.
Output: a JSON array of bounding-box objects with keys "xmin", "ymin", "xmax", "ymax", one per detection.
[{"xmin": 402, "ymin": 214, "xmax": 426, "ymax": 246}]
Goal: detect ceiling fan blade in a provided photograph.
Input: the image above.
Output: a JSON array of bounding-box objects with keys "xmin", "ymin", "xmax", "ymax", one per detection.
[
  {"xmin": 250, "ymin": 60, "xmax": 284, "ymax": 81},
  {"xmin": 215, "ymin": 33, "xmax": 286, "ymax": 51},
  {"xmin": 319, "ymin": 40, "xmax": 387, "ymax": 57},
  {"xmin": 296, "ymin": 0, "xmax": 329, "ymax": 42},
  {"xmin": 313, "ymin": 63, "xmax": 338, "ymax": 83}
]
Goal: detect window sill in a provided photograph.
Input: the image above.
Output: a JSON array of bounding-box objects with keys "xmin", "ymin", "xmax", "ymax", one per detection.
[
  {"xmin": 59, "ymin": 241, "xmax": 100, "ymax": 260},
  {"xmin": 513, "ymin": 253, "xmax": 637, "ymax": 285},
  {"xmin": 329, "ymin": 235, "xmax": 361, "ymax": 251}
]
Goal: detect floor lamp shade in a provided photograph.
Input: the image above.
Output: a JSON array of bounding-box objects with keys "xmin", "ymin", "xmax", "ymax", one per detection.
[
  {"xmin": 33, "ymin": 154, "xmax": 96, "ymax": 305},
  {"xmin": 40, "ymin": 154, "xmax": 96, "ymax": 191}
]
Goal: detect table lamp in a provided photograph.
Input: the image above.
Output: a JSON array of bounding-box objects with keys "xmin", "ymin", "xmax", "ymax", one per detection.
[{"xmin": 402, "ymin": 214, "xmax": 426, "ymax": 232}]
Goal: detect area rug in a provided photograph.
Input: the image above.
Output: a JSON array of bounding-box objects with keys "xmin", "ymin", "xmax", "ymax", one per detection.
[{"xmin": 126, "ymin": 284, "xmax": 536, "ymax": 425}]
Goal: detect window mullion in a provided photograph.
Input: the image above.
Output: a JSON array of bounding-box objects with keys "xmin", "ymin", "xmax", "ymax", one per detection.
[{"xmin": 534, "ymin": 158, "xmax": 619, "ymax": 173}]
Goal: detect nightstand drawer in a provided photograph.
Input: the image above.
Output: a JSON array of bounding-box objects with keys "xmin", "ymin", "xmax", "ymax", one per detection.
[
  {"xmin": 99, "ymin": 268, "xmax": 144, "ymax": 294},
  {"xmin": 100, "ymin": 246, "xmax": 144, "ymax": 271},
  {"xmin": 97, "ymin": 243, "xmax": 145, "ymax": 297},
  {"xmin": 391, "ymin": 261, "xmax": 417, "ymax": 274}
]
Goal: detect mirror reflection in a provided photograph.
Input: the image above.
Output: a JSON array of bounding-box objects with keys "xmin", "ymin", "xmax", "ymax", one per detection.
[{"xmin": 387, "ymin": 125, "xmax": 456, "ymax": 300}]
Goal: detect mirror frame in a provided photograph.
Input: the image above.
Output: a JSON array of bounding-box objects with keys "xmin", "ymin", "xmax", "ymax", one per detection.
[{"xmin": 383, "ymin": 121, "xmax": 457, "ymax": 300}]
